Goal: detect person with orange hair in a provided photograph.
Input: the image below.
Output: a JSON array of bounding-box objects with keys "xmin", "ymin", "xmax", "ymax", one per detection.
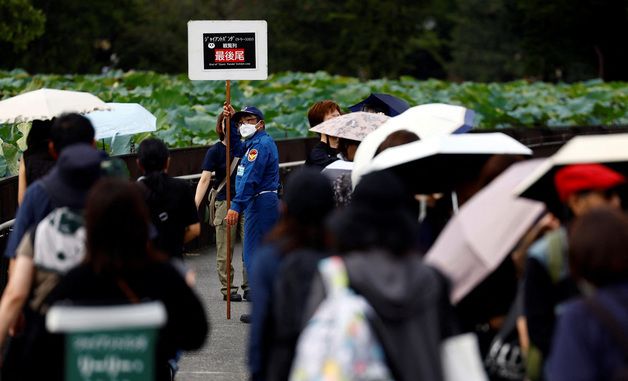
[{"xmin": 304, "ymin": 100, "xmax": 341, "ymax": 170}]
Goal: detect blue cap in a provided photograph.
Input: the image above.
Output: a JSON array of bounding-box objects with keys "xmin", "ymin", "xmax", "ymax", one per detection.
[{"xmin": 233, "ymin": 106, "xmax": 264, "ymax": 123}]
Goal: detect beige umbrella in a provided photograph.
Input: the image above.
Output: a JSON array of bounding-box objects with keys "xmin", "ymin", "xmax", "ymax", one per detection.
[
  {"xmin": 514, "ymin": 133, "xmax": 628, "ymax": 216},
  {"xmin": 0, "ymin": 88, "xmax": 109, "ymax": 124},
  {"xmin": 309, "ymin": 111, "xmax": 389, "ymax": 141},
  {"xmin": 425, "ymin": 159, "xmax": 546, "ymax": 303}
]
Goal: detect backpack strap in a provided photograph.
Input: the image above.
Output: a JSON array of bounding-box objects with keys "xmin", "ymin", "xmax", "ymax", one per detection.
[
  {"xmin": 214, "ymin": 157, "xmax": 240, "ymax": 194},
  {"xmin": 318, "ymin": 256, "xmax": 349, "ymax": 295},
  {"xmin": 584, "ymin": 293, "xmax": 628, "ymax": 361}
]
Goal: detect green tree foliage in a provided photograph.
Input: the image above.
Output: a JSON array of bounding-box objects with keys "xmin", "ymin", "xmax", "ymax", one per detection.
[
  {"xmin": 0, "ymin": 0, "xmax": 627, "ymax": 81},
  {"xmin": 114, "ymin": 0, "xmax": 246, "ymax": 73},
  {"xmin": 259, "ymin": 0, "xmax": 447, "ymax": 79},
  {"xmin": 448, "ymin": 0, "xmax": 628, "ymax": 81},
  {"xmin": 448, "ymin": 0, "xmax": 526, "ymax": 81},
  {"xmin": 516, "ymin": 0, "xmax": 628, "ymax": 81},
  {"xmin": 0, "ymin": 0, "xmax": 45, "ymax": 51},
  {"xmin": 0, "ymin": 0, "xmax": 134, "ymax": 73}
]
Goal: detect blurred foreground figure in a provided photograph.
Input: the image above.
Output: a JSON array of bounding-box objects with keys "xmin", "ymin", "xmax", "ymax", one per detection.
[
  {"xmin": 0, "ymin": 144, "xmax": 104, "ymax": 380},
  {"xmin": 547, "ymin": 207, "xmax": 628, "ymax": 381},
  {"xmin": 524, "ymin": 164, "xmax": 625, "ymax": 379},
  {"xmin": 5, "ymin": 113, "xmax": 96, "ymax": 260},
  {"xmin": 303, "ymin": 171, "xmax": 457, "ymax": 381},
  {"xmin": 248, "ymin": 168, "xmax": 334, "ymax": 381},
  {"xmin": 44, "ymin": 179, "xmax": 208, "ymax": 381}
]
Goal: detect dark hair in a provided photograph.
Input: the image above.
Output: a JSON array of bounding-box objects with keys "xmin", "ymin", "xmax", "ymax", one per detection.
[
  {"xmin": 85, "ymin": 178, "xmax": 152, "ymax": 273},
  {"xmin": 307, "ymin": 100, "xmax": 341, "ymax": 127},
  {"xmin": 216, "ymin": 113, "xmax": 226, "ymax": 141},
  {"xmin": 361, "ymin": 102, "xmax": 388, "ymax": 114},
  {"xmin": 327, "ymin": 170, "xmax": 419, "ymax": 256},
  {"xmin": 374, "ymin": 130, "xmax": 420, "ymax": 156},
  {"xmin": 50, "ymin": 113, "xmax": 95, "ymax": 154},
  {"xmin": 569, "ymin": 207, "xmax": 628, "ymax": 286},
  {"xmin": 137, "ymin": 138, "xmax": 170, "ymax": 208},
  {"xmin": 138, "ymin": 138, "xmax": 169, "ymax": 173},
  {"xmin": 337, "ymin": 138, "xmax": 360, "ymax": 160},
  {"xmin": 26, "ymin": 119, "xmax": 53, "ymax": 154},
  {"xmin": 266, "ymin": 168, "xmax": 335, "ymax": 254}
]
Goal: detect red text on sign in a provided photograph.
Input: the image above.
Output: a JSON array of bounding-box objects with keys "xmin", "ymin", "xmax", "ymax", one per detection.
[{"xmin": 215, "ymin": 49, "xmax": 245, "ymax": 62}]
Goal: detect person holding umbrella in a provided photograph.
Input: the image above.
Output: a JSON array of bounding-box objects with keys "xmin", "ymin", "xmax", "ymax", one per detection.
[
  {"xmin": 304, "ymin": 100, "xmax": 342, "ymax": 170},
  {"xmin": 309, "ymin": 112, "xmax": 389, "ymax": 207},
  {"xmin": 223, "ymin": 104, "xmax": 280, "ymax": 323},
  {"xmin": 523, "ymin": 163, "xmax": 625, "ymax": 379},
  {"xmin": 348, "ymin": 93, "xmax": 410, "ymax": 117}
]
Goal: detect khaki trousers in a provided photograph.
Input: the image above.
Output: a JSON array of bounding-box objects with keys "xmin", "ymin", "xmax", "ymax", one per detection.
[{"xmin": 213, "ymin": 199, "xmax": 248, "ymax": 295}]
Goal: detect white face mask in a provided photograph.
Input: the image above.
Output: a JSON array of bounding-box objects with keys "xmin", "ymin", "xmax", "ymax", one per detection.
[{"xmin": 239, "ymin": 122, "xmax": 259, "ymax": 140}]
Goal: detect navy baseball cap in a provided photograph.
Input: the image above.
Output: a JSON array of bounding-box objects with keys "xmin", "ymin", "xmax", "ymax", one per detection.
[
  {"xmin": 233, "ymin": 106, "xmax": 264, "ymax": 123},
  {"xmin": 40, "ymin": 143, "xmax": 107, "ymax": 209}
]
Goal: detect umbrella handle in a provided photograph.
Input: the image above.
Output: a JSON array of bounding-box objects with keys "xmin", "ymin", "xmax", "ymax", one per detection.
[{"xmin": 451, "ymin": 191, "xmax": 459, "ymax": 215}]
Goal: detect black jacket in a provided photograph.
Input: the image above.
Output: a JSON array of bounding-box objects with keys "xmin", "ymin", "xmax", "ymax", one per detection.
[{"xmin": 304, "ymin": 142, "xmax": 338, "ymax": 170}]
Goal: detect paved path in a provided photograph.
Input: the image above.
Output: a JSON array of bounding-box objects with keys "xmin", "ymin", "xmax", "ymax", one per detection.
[{"xmin": 177, "ymin": 245, "xmax": 250, "ymax": 381}]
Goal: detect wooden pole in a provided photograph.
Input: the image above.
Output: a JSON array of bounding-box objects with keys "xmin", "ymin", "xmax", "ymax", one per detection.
[{"xmin": 225, "ymin": 79, "xmax": 232, "ymax": 320}]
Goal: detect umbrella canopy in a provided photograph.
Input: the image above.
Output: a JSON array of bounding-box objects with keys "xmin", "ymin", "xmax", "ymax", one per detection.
[
  {"xmin": 348, "ymin": 93, "xmax": 410, "ymax": 116},
  {"xmin": 425, "ymin": 159, "xmax": 546, "ymax": 303},
  {"xmin": 352, "ymin": 103, "xmax": 475, "ymax": 188},
  {"xmin": 362, "ymin": 132, "xmax": 532, "ymax": 194},
  {"xmin": 0, "ymin": 88, "xmax": 109, "ymax": 124},
  {"xmin": 514, "ymin": 133, "xmax": 628, "ymax": 216},
  {"xmin": 86, "ymin": 103, "xmax": 157, "ymax": 140},
  {"xmin": 309, "ymin": 112, "xmax": 389, "ymax": 142}
]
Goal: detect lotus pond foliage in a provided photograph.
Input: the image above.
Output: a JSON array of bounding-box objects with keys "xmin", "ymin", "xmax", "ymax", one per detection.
[{"xmin": 1, "ymin": 69, "xmax": 628, "ymax": 177}]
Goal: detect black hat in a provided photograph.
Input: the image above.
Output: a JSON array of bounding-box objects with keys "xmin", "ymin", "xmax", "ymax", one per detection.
[
  {"xmin": 41, "ymin": 143, "xmax": 106, "ymax": 209},
  {"xmin": 283, "ymin": 168, "xmax": 334, "ymax": 225}
]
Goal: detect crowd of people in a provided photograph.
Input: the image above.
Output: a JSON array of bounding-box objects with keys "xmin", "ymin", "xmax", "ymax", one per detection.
[{"xmin": 0, "ymin": 91, "xmax": 627, "ymax": 381}]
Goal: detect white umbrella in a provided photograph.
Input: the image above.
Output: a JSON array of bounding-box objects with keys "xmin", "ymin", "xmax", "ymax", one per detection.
[
  {"xmin": 0, "ymin": 88, "xmax": 109, "ymax": 124},
  {"xmin": 352, "ymin": 103, "xmax": 474, "ymax": 187},
  {"xmin": 361, "ymin": 132, "xmax": 532, "ymax": 194},
  {"xmin": 86, "ymin": 103, "xmax": 157, "ymax": 140},
  {"xmin": 321, "ymin": 159, "xmax": 354, "ymax": 180},
  {"xmin": 425, "ymin": 159, "xmax": 546, "ymax": 303},
  {"xmin": 515, "ymin": 133, "xmax": 628, "ymax": 215}
]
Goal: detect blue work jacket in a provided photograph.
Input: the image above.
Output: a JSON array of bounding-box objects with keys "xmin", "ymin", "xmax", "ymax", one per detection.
[{"xmin": 229, "ymin": 128, "xmax": 280, "ymax": 214}]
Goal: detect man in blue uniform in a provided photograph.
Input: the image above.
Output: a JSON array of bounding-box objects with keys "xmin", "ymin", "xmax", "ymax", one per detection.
[{"xmin": 224, "ymin": 105, "xmax": 280, "ymax": 322}]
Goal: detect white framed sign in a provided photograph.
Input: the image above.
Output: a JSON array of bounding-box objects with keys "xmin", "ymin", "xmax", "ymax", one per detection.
[{"xmin": 188, "ymin": 20, "xmax": 268, "ymax": 80}]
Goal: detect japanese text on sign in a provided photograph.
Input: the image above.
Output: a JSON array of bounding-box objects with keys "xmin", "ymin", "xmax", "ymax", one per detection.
[{"xmin": 203, "ymin": 32, "xmax": 256, "ymax": 70}]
